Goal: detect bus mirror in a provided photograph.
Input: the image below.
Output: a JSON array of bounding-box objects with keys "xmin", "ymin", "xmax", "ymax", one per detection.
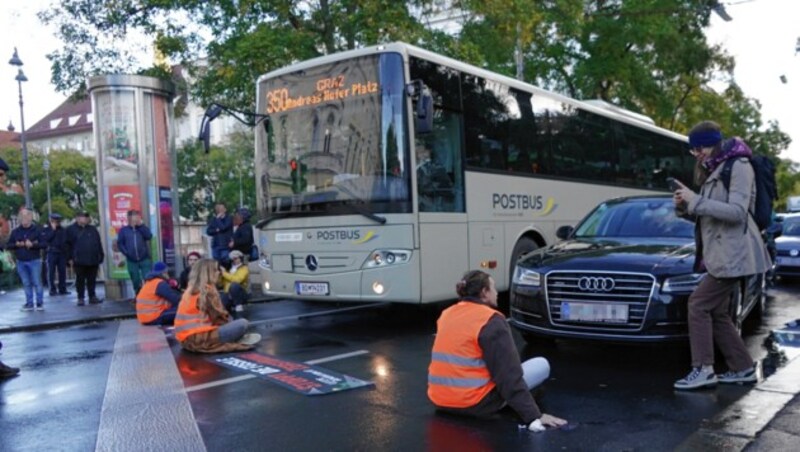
[
  {"xmin": 556, "ymin": 225, "xmax": 574, "ymax": 240},
  {"xmin": 198, "ymin": 104, "xmax": 223, "ymax": 153},
  {"xmin": 416, "ymin": 89, "xmax": 434, "ymax": 134}
]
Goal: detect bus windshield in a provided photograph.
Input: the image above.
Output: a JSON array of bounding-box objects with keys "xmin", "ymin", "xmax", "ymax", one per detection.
[{"xmin": 256, "ymin": 53, "xmax": 410, "ymax": 220}]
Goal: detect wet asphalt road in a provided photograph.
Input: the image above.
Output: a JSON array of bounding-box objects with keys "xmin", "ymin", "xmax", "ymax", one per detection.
[{"xmin": 1, "ymin": 282, "xmax": 799, "ymax": 451}]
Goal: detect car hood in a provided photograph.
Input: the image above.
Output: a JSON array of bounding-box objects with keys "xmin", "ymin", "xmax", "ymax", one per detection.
[
  {"xmin": 519, "ymin": 237, "xmax": 696, "ymax": 275},
  {"xmin": 776, "ymin": 235, "xmax": 800, "ymax": 249}
]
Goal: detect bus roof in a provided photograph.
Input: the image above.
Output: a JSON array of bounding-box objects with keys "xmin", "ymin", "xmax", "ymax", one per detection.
[{"xmin": 257, "ymin": 42, "xmax": 688, "ymax": 144}]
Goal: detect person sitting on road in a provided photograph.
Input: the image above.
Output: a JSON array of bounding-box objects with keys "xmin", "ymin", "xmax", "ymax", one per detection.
[
  {"xmin": 179, "ymin": 251, "xmax": 201, "ymax": 291},
  {"xmin": 220, "ymin": 250, "xmax": 249, "ymax": 313},
  {"xmin": 428, "ymin": 270, "xmax": 567, "ymax": 432},
  {"xmin": 136, "ymin": 261, "xmax": 182, "ymax": 326},
  {"xmin": 175, "ymin": 258, "xmax": 260, "ymax": 353}
]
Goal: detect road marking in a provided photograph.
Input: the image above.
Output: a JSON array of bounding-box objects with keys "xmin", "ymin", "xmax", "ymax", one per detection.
[
  {"xmin": 185, "ymin": 349, "xmax": 370, "ymax": 393},
  {"xmin": 248, "ymin": 302, "xmax": 388, "ymax": 326}
]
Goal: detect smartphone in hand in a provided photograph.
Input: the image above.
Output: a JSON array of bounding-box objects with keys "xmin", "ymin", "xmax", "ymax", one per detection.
[{"xmin": 667, "ymin": 177, "xmax": 683, "ymax": 192}]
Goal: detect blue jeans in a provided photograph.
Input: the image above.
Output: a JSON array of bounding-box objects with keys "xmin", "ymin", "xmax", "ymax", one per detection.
[
  {"xmin": 126, "ymin": 258, "xmax": 152, "ymax": 295},
  {"xmin": 144, "ymin": 303, "xmax": 178, "ymax": 326},
  {"xmin": 218, "ymin": 318, "xmax": 248, "ymax": 343},
  {"xmin": 17, "ymin": 259, "xmax": 44, "ymax": 306}
]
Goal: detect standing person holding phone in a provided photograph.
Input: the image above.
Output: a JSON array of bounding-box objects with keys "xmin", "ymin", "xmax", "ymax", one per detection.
[{"xmin": 672, "ymin": 121, "xmax": 771, "ymax": 390}]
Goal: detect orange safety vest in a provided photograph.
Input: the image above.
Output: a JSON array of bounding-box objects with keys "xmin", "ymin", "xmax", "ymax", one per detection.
[
  {"xmin": 135, "ymin": 278, "xmax": 171, "ymax": 324},
  {"xmin": 428, "ymin": 301, "xmax": 500, "ymax": 408},
  {"xmin": 174, "ymin": 291, "xmax": 217, "ymax": 342}
]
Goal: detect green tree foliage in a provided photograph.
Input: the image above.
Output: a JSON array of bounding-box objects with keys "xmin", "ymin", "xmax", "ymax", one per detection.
[
  {"xmin": 176, "ymin": 130, "xmax": 256, "ymax": 221},
  {"xmin": 40, "ymin": 0, "xmax": 800, "ymax": 203},
  {"xmin": 0, "ymin": 147, "xmax": 99, "ymax": 219}
]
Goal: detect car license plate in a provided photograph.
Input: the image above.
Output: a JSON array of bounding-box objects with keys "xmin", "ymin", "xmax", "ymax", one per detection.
[
  {"xmin": 776, "ymin": 257, "xmax": 800, "ymax": 266},
  {"xmin": 296, "ymin": 282, "xmax": 330, "ymax": 296},
  {"xmin": 560, "ymin": 302, "xmax": 628, "ymax": 323}
]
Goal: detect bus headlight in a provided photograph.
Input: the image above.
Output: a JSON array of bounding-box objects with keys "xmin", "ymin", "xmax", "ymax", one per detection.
[
  {"xmin": 262, "ymin": 281, "xmax": 271, "ymax": 293},
  {"xmin": 363, "ymin": 250, "xmax": 411, "ymax": 268},
  {"xmin": 512, "ymin": 267, "xmax": 541, "ymax": 287}
]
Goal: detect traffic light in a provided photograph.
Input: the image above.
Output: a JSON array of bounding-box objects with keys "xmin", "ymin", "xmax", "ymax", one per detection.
[{"xmin": 290, "ymin": 159, "xmax": 307, "ymax": 193}]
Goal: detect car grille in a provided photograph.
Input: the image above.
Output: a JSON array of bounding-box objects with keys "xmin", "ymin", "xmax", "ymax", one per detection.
[{"xmin": 545, "ymin": 271, "xmax": 655, "ymax": 330}]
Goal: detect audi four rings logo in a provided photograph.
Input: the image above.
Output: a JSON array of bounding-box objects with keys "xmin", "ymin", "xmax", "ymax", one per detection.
[
  {"xmin": 305, "ymin": 254, "xmax": 319, "ymax": 271},
  {"xmin": 577, "ymin": 276, "xmax": 615, "ymax": 292}
]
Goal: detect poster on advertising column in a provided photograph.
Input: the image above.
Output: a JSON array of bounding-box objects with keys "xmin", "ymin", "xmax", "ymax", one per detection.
[
  {"xmin": 107, "ymin": 185, "xmax": 142, "ymax": 279},
  {"xmin": 209, "ymin": 352, "xmax": 374, "ymax": 395}
]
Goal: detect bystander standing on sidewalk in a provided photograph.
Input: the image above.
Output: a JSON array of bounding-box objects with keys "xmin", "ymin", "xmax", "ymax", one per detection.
[
  {"xmin": 7, "ymin": 209, "xmax": 45, "ymax": 311},
  {"xmin": 117, "ymin": 209, "xmax": 153, "ymax": 294},
  {"xmin": 178, "ymin": 251, "xmax": 201, "ymax": 291},
  {"xmin": 673, "ymin": 121, "xmax": 771, "ymax": 390},
  {"xmin": 229, "ymin": 208, "xmax": 254, "ymax": 258},
  {"xmin": 41, "ymin": 213, "xmax": 70, "ymax": 296},
  {"xmin": 66, "ymin": 211, "xmax": 104, "ymax": 306},
  {"xmin": 206, "ymin": 203, "xmax": 233, "ymax": 264}
]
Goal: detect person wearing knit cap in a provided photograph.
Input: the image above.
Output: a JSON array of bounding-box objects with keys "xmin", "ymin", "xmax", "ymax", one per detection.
[
  {"xmin": 135, "ymin": 261, "xmax": 181, "ymax": 326},
  {"xmin": 672, "ymin": 120, "xmax": 771, "ymax": 390}
]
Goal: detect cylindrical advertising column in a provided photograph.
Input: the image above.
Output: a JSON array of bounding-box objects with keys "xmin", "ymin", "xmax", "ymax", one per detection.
[{"xmin": 88, "ymin": 75, "xmax": 180, "ymax": 301}]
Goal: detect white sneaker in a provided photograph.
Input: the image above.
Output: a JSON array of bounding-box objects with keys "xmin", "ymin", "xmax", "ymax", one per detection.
[
  {"xmin": 238, "ymin": 333, "xmax": 261, "ymax": 346},
  {"xmin": 718, "ymin": 363, "xmax": 758, "ymax": 384},
  {"xmin": 674, "ymin": 367, "xmax": 718, "ymax": 390},
  {"xmin": 234, "ymin": 305, "xmax": 244, "ymax": 313}
]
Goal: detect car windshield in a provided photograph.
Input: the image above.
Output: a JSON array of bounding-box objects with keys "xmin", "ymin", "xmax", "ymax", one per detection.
[
  {"xmin": 574, "ymin": 199, "xmax": 694, "ymax": 239},
  {"xmin": 782, "ymin": 218, "xmax": 800, "ymax": 236}
]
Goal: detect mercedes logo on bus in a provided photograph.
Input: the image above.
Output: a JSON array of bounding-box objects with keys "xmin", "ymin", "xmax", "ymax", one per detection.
[
  {"xmin": 305, "ymin": 254, "xmax": 319, "ymax": 271},
  {"xmin": 577, "ymin": 276, "xmax": 615, "ymax": 292}
]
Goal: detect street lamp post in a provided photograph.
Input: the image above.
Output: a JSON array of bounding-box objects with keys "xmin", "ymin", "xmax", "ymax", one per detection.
[
  {"xmin": 8, "ymin": 48, "xmax": 32, "ymax": 209},
  {"xmin": 43, "ymin": 158, "xmax": 52, "ymax": 217}
]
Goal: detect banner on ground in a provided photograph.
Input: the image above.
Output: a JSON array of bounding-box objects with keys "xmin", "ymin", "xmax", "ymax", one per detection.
[{"xmin": 209, "ymin": 352, "xmax": 374, "ymax": 395}]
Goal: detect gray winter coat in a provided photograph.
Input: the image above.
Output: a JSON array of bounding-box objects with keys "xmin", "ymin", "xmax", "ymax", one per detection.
[{"xmin": 684, "ymin": 157, "xmax": 771, "ymax": 278}]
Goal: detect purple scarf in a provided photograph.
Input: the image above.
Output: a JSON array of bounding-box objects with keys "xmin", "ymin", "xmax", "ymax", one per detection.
[{"xmin": 702, "ymin": 137, "xmax": 752, "ymax": 173}]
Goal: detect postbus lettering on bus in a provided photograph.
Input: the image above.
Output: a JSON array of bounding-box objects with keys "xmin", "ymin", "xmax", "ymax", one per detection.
[
  {"xmin": 492, "ymin": 193, "xmax": 545, "ymax": 210},
  {"xmin": 317, "ymin": 230, "xmax": 361, "ymax": 241}
]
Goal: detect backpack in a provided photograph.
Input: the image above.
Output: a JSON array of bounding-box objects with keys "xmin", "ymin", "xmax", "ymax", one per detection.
[{"xmin": 720, "ymin": 154, "xmax": 777, "ymax": 231}]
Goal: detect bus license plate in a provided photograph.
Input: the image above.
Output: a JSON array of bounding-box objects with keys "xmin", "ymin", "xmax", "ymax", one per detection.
[
  {"xmin": 296, "ymin": 282, "xmax": 330, "ymax": 296},
  {"xmin": 776, "ymin": 257, "xmax": 800, "ymax": 266},
  {"xmin": 561, "ymin": 302, "xmax": 628, "ymax": 323}
]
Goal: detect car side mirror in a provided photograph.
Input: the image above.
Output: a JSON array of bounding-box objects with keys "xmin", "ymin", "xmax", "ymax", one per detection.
[{"xmin": 556, "ymin": 225, "xmax": 573, "ymax": 240}]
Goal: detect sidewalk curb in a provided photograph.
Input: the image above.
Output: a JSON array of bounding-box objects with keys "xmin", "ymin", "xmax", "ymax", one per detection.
[
  {"xmin": 0, "ymin": 312, "xmax": 138, "ymax": 334},
  {"xmin": 0, "ymin": 296, "xmax": 279, "ymax": 334},
  {"xmin": 677, "ymin": 352, "xmax": 800, "ymax": 451}
]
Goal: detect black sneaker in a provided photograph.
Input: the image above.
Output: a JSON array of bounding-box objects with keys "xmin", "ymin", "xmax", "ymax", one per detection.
[
  {"xmin": 77, "ymin": 299, "xmax": 86, "ymax": 306},
  {"xmin": 89, "ymin": 297, "xmax": 103, "ymax": 305},
  {"xmin": 35, "ymin": 304, "xmax": 45, "ymax": 311},
  {"xmin": 20, "ymin": 304, "xmax": 34, "ymax": 312},
  {"xmin": 0, "ymin": 361, "xmax": 20, "ymax": 379},
  {"xmin": 49, "ymin": 290, "xmax": 58, "ymax": 296}
]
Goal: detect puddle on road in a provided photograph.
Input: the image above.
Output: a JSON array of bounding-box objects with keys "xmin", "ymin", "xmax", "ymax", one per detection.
[{"xmin": 759, "ymin": 318, "xmax": 800, "ymax": 379}]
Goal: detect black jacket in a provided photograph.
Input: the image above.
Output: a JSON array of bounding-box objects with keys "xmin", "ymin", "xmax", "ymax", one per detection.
[
  {"xmin": 231, "ymin": 221, "xmax": 254, "ymax": 255},
  {"xmin": 7, "ymin": 223, "xmax": 44, "ymax": 261},
  {"xmin": 41, "ymin": 225, "xmax": 69, "ymax": 254},
  {"xmin": 67, "ymin": 223, "xmax": 105, "ymax": 266}
]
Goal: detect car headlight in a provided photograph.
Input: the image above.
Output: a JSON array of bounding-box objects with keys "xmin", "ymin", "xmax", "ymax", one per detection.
[
  {"xmin": 662, "ymin": 273, "xmax": 705, "ymax": 293},
  {"xmin": 513, "ymin": 266, "xmax": 541, "ymax": 287},
  {"xmin": 362, "ymin": 249, "xmax": 411, "ymax": 268}
]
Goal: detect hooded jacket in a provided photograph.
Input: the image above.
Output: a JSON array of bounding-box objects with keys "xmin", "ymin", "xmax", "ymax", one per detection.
[{"xmin": 231, "ymin": 210, "xmax": 254, "ymax": 256}]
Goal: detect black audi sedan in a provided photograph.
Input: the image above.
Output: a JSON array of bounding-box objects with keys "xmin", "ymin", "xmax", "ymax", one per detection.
[{"xmin": 509, "ymin": 196, "xmax": 766, "ymax": 343}]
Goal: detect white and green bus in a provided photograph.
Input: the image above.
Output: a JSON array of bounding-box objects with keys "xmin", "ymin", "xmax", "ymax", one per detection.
[{"xmin": 247, "ymin": 42, "xmax": 693, "ymax": 305}]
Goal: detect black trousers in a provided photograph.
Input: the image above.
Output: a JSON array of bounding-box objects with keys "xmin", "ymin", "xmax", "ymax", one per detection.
[
  {"xmin": 74, "ymin": 265, "xmax": 99, "ymax": 299},
  {"xmin": 48, "ymin": 253, "xmax": 68, "ymax": 293}
]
